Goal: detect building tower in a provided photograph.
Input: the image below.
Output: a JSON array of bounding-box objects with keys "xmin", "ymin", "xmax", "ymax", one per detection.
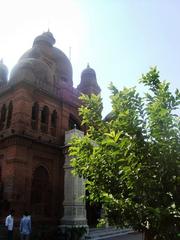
[
  {"xmin": 0, "ymin": 32, "xmax": 101, "ymax": 230},
  {"xmin": 0, "ymin": 32, "xmax": 82, "ymax": 220},
  {"xmin": 77, "ymin": 64, "xmax": 101, "ymax": 95}
]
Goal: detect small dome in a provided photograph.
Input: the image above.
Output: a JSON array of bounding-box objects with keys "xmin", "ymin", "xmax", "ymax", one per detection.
[
  {"xmin": 81, "ymin": 64, "xmax": 96, "ymax": 81},
  {"xmin": 77, "ymin": 64, "xmax": 101, "ymax": 95},
  {"xmin": 0, "ymin": 59, "xmax": 8, "ymax": 84},
  {"xmin": 9, "ymin": 32, "xmax": 73, "ymax": 87},
  {"xmin": 10, "ymin": 58, "xmax": 53, "ymax": 84},
  {"xmin": 33, "ymin": 31, "xmax": 56, "ymax": 46}
]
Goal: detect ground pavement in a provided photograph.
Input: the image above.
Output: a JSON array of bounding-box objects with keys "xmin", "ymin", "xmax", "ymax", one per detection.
[{"xmin": 107, "ymin": 232, "xmax": 144, "ymax": 240}]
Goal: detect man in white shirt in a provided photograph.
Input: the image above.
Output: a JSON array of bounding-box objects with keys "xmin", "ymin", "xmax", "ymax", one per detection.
[{"xmin": 5, "ymin": 209, "xmax": 15, "ymax": 240}]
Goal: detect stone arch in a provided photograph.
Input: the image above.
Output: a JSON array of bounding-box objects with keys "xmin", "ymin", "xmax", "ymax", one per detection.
[
  {"xmin": 30, "ymin": 165, "xmax": 52, "ymax": 216},
  {"xmin": 51, "ymin": 110, "xmax": 57, "ymax": 128},
  {"xmin": 31, "ymin": 102, "xmax": 39, "ymax": 130},
  {"xmin": 0, "ymin": 104, "xmax": 6, "ymax": 130},
  {"xmin": 41, "ymin": 105, "xmax": 49, "ymax": 133},
  {"xmin": 51, "ymin": 110, "xmax": 57, "ymax": 136}
]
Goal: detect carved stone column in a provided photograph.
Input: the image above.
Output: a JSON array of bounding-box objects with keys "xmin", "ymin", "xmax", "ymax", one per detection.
[{"xmin": 61, "ymin": 129, "xmax": 88, "ymax": 227}]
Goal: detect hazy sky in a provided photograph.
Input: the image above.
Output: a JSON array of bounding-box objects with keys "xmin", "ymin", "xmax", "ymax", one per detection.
[{"xmin": 0, "ymin": 0, "xmax": 180, "ymax": 116}]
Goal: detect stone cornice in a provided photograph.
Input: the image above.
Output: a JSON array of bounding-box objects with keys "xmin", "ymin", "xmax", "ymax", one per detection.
[{"xmin": 0, "ymin": 134, "xmax": 64, "ymax": 152}]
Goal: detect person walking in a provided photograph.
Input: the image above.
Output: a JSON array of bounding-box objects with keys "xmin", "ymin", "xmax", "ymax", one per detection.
[
  {"xmin": 5, "ymin": 209, "xmax": 15, "ymax": 240},
  {"xmin": 19, "ymin": 211, "xmax": 31, "ymax": 240}
]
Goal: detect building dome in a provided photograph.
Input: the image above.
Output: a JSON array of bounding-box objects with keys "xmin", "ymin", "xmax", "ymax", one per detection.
[
  {"xmin": 9, "ymin": 32, "xmax": 73, "ymax": 87},
  {"xmin": 81, "ymin": 64, "xmax": 96, "ymax": 82},
  {"xmin": 10, "ymin": 58, "xmax": 53, "ymax": 85},
  {"xmin": 0, "ymin": 59, "xmax": 8, "ymax": 86},
  {"xmin": 33, "ymin": 31, "xmax": 56, "ymax": 46},
  {"xmin": 77, "ymin": 64, "xmax": 101, "ymax": 95}
]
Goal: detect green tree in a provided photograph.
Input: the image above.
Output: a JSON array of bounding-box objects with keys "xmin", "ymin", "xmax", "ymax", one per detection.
[{"xmin": 69, "ymin": 67, "xmax": 180, "ymax": 240}]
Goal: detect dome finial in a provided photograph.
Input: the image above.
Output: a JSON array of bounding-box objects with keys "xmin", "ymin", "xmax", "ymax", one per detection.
[{"xmin": 87, "ymin": 63, "xmax": 90, "ymax": 68}]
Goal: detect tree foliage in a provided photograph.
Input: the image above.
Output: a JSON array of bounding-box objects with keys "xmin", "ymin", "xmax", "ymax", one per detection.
[{"xmin": 69, "ymin": 67, "xmax": 180, "ymax": 239}]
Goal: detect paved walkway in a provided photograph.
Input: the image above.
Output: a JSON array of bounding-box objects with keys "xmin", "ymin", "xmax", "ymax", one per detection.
[{"xmin": 107, "ymin": 232, "xmax": 144, "ymax": 240}]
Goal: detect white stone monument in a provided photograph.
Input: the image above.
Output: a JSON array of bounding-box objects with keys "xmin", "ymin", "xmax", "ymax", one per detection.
[{"xmin": 61, "ymin": 129, "xmax": 88, "ymax": 228}]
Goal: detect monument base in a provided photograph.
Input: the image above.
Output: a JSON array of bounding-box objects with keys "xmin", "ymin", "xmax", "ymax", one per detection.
[{"xmin": 58, "ymin": 224, "xmax": 89, "ymax": 240}]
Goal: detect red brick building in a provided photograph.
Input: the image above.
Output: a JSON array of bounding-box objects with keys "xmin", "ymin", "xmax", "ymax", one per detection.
[{"xmin": 0, "ymin": 32, "xmax": 100, "ymax": 222}]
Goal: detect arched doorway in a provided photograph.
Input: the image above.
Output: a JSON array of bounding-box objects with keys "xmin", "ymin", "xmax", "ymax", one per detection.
[{"xmin": 31, "ymin": 166, "xmax": 52, "ymax": 217}]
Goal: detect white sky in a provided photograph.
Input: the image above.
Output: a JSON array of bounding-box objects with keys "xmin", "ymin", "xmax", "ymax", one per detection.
[{"xmin": 0, "ymin": 0, "xmax": 180, "ymax": 116}]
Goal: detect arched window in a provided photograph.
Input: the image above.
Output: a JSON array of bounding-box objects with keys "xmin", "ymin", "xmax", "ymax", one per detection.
[
  {"xmin": 51, "ymin": 110, "xmax": 57, "ymax": 136},
  {"xmin": 31, "ymin": 166, "xmax": 51, "ymax": 216},
  {"xmin": 31, "ymin": 102, "xmax": 39, "ymax": 130},
  {"xmin": 0, "ymin": 104, "xmax": 6, "ymax": 130},
  {"xmin": 69, "ymin": 114, "xmax": 80, "ymax": 130},
  {"xmin": 6, "ymin": 101, "xmax": 13, "ymax": 128},
  {"xmin": 41, "ymin": 106, "xmax": 49, "ymax": 133},
  {"xmin": 51, "ymin": 110, "xmax": 57, "ymax": 128}
]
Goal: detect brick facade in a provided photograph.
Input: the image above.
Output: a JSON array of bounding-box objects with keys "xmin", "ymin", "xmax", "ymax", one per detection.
[{"xmin": 0, "ymin": 31, "xmax": 100, "ymax": 223}]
